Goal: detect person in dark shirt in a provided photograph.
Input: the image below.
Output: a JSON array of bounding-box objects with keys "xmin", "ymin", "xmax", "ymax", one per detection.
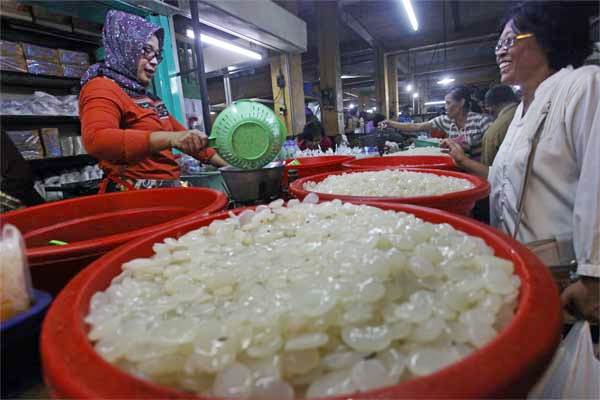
[{"xmin": 296, "ymin": 121, "xmax": 333, "ymax": 152}]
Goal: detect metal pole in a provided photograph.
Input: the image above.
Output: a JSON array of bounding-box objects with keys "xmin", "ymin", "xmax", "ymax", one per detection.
[
  {"xmin": 223, "ymin": 74, "xmax": 233, "ymax": 105},
  {"xmin": 189, "ymin": 0, "xmax": 212, "ymax": 134}
]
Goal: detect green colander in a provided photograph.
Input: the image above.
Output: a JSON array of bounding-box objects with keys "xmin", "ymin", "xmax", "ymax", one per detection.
[{"xmin": 209, "ymin": 100, "xmax": 287, "ymax": 169}]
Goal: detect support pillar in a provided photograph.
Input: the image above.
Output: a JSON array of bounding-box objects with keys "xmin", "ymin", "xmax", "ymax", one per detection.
[
  {"xmin": 270, "ymin": 53, "xmax": 306, "ymax": 137},
  {"xmin": 387, "ymin": 55, "xmax": 399, "ymax": 119},
  {"xmin": 375, "ymin": 47, "xmax": 389, "ymax": 118},
  {"xmin": 318, "ymin": 1, "xmax": 343, "ymax": 136},
  {"xmin": 223, "ymin": 74, "xmax": 233, "ymax": 105}
]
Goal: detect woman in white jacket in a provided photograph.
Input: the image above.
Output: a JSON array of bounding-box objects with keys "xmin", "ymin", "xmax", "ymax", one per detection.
[{"xmin": 442, "ymin": 1, "xmax": 599, "ymax": 322}]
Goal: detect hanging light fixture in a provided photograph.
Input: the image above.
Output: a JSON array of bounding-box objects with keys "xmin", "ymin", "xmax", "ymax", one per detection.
[
  {"xmin": 401, "ymin": 0, "xmax": 419, "ymax": 31},
  {"xmin": 437, "ymin": 77, "xmax": 455, "ymax": 85},
  {"xmin": 186, "ymin": 29, "xmax": 262, "ymax": 60}
]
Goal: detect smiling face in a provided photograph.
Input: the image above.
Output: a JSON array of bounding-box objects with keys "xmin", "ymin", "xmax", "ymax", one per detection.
[
  {"xmin": 444, "ymin": 93, "xmax": 464, "ymax": 120},
  {"xmin": 136, "ymin": 35, "xmax": 159, "ymax": 86},
  {"xmin": 496, "ymin": 21, "xmax": 548, "ymax": 86}
]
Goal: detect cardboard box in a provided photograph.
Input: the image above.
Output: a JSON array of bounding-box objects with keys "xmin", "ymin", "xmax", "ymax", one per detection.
[
  {"xmin": 22, "ymin": 43, "xmax": 59, "ymax": 63},
  {"xmin": 0, "ymin": 1, "xmax": 33, "ymax": 22},
  {"xmin": 0, "ymin": 40, "xmax": 24, "ymax": 57},
  {"xmin": 72, "ymin": 17, "xmax": 102, "ymax": 38},
  {"xmin": 62, "ymin": 64, "xmax": 88, "ymax": 78},
  {"xmin": 31, "ymin": 5, "xmax": 71, "ymax": 31},
  {"xmin": 0, "ymin": 55, "xmax": 27, "ymax": 72},
  {"xmin": 58, "ymin": 49, "xmax": 90, "ymax": 66},
  {"xmin": 26, "ymin": 60, "xmax": 64, "ymax": 77},
  {"xmin": 40, "ymin": 128, "xmax": 62, "ymax": 157}
]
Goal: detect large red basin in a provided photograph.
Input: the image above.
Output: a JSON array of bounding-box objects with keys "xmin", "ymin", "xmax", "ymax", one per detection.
[
  {"xmin": 289, "ymin": 168, "xmax": 490, "ymax": 216},
  {"xmin": 41, "ymin": 202, "xmax": 561, "ymax": 399},
  {"xmin": 343, "ymin": 155, "xmax": 456, "ymax": 171},
  {"xmin": 284, "ymin": 155, "xmax": 355, "ymax": 185},
  {"xmin": 0, "ymin": 188, "xmax": 228, "ymax": 295}
]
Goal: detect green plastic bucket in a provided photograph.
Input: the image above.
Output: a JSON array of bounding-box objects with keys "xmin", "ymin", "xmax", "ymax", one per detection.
[{"xmin": 209, "ymin": 100, "xmax": 287, "ymax": 169}]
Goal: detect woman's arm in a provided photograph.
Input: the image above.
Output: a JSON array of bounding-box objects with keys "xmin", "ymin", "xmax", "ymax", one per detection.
[
  {"xmin": 80, "ymin": 80, "xmax": 206, "ymax": 162},
  {"xmin": 441, "ymin": 139, "xmax": 489, "ymax": 178},
  {"xmin": 380, "ymin": 120, "xmax": 433, "ymax": 133},
  {"xmin": 561, "ymin": 68, "xmax": 600, "ymax": 322},
  {"xmin": 168, "ymin": 116, "xmax": 215, "ymax": 162}
]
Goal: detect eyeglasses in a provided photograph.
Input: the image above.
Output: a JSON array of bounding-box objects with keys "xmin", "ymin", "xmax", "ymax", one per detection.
[
  {"xmin": 494, "ymin": 33, "xmax": 534, "ymax": 53},
  {"xmin": 141, "ymin": 45, "xmax": 163, "ymax": 63}
]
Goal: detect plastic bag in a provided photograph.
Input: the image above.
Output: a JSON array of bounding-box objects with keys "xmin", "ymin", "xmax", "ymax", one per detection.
[
  {"xmin": 528, "ymin": 321, "xmax": 600, "ymax": 399},
  {"xmin": 0, "ymin": 224, "xmax": 33, "ymax": 322}
]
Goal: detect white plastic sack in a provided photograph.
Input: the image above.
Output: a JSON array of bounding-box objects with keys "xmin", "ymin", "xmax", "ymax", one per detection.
[
  {"xmin": 0, "ymin": 224, "xmax": 32, "ymax": 321},
  {"xmin": 528, "ymin": 321, "xmax": 600, "ymax": 399}
]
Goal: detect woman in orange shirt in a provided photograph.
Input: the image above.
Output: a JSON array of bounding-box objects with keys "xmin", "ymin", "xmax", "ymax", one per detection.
[{"xmin": 80, "ymin": 10, "xmax": 226, "ymax": 191}]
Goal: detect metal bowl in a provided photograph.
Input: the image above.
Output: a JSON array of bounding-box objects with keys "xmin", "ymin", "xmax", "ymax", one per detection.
[
  {"xmin": 219, "ymin": 161, "xmax": 284, "ymax": 203},
  {"xmin": 180, "ymin": 173, "xmax": 230, "ymax": 196}
]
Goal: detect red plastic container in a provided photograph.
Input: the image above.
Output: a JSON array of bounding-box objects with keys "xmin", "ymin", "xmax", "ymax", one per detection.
[
  {"xmin": 41, "ymin": 203, "xmax": 561, "ymax": 399},
  {"xmin": 342, "ymin": 155, "xmax": 456, "ymax": 171},
  {"xmin": 290, "ymin": 168, "xmax": 490, "ymax": 216},
  {"xmin": 284, "ymin": 155, "xmax": 355, "ymax": 185},
  {"xmin": 0, "ymin": 188, "xmax": 228, "ymax": 295}
]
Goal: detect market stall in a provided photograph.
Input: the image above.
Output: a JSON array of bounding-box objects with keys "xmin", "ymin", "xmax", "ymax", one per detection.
[{"xmin": 2, "ymin": 0, "xmax": 598, "ymax": 399}]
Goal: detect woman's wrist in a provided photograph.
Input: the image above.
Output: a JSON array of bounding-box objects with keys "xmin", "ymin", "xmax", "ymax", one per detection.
[{"xmin": 149, "ymin": 131, "xmax": 178, "ymax": 153}]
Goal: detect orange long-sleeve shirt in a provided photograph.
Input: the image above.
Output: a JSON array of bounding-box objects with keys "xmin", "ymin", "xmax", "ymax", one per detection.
[{"xmin": 79, "ymin": 77, "xmax": 215, "ymax": 180}]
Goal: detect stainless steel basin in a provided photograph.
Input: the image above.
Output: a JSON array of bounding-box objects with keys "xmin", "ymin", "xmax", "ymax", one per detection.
[{"xmin": 219, "ymin": 161, "xmax": 284, "ymax": 203}]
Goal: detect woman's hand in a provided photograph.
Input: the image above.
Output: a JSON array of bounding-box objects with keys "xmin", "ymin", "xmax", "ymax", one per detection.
[
  {"xmin": 561, "ymin": 276, "xmax": 600, "ymax": 323},
  {"xmin": 170, "ymin": 130, "xmax": 208, "ymax": 155},
  {"xmin": 440, "ymin": 138, "xmax": 468, "ymax": 167}
]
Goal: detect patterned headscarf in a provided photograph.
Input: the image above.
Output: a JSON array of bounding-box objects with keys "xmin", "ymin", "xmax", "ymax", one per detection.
[{"xmin": 81, "ymin": 10, "xmax": 163, "ymax": 96}]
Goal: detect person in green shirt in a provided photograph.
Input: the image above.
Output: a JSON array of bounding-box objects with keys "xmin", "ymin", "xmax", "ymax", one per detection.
[{"xmin": 480, "ymin": 85, "xmax": 519, "ymax": 166}]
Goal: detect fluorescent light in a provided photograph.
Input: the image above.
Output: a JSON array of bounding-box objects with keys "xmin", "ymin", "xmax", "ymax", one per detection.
[
  {"xmin": 437, "ymin": 77, "xmax": 455, "ymax": 85},
  {"xmin": 341, "ymin": 75, "xmax": 366, "ymax": 79},
  {"xmin": 186, "ymin": 28, "xmax": 262, "ymax": 60},
  {"xmin": 210, "ymin": 111, "xmax": 216, "ymax": 115},
  {"xmin": 349, "ymin": 103, "xmax": 356, "ymax": 109},
  {"xmin": 406, "ymin": 84, "xmax": 413, "ymax": 92},
  {"xmin": 227, "ymin": 66, "xmax": 237, "ymax": 71},
  {"xmin": 424, "ymin": 100, "xmax": 445, "ymax": 106},
  {"xmin": 413, "ymin": 92, "xmax": 419, "ymax": 98},
  {"xmin": 344, "ymin": 91, "xmax": 358, "ymax": 98},
  {"xmin": 372, "ymin": 107, "xmax": 377, "ymax": 111},
  {"xmin": 401, "ymin": 0, "xmax": 419, "ymax": 31},
  {"xmin": 367, "ymin": 109, "xmax": 374, "ymax": 114}
]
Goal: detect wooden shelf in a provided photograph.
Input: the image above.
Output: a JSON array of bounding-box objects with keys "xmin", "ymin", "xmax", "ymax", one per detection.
[
  {"xmin": 1, "ymin": 114, "xmax": 80, "ymax": 127},
  {"xmin": 1, "ymin": 16, "xmax": 101, "ymax": 48},
  {"xmin": 27, "ymin": 154, "xmax": 97, "ymax": 173},
  {"xmin": 0, "ymin": 71, "xmax": 81, "ymax": 90}
]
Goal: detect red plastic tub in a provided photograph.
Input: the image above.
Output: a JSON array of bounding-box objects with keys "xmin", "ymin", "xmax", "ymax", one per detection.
[
  {"xmin": 290, "ymin": 168, "xmax": 490, "ymax": 216},
  {"xmin": 41, "ymin": 202, "xmax": 561, "ymax": 399},
  {"xmin": 0, "ymin": 188, "xmax": 228, "ymax": 295},
  {"xmin": 284, "ymin": 155, "xmax": 355, "ymax": 185},
  {"xmin": 342, "ymin": 155, "xmax": 456, "ymax": 171}
]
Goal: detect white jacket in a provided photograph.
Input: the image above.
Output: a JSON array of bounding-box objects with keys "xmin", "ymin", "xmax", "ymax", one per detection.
[{"xmin": 489, "ymin": 66, "xmax": 600, "ymax": 278}]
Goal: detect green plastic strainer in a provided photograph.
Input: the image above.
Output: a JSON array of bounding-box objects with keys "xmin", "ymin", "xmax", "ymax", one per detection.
[{"xmin": 209, "ymin": 100, "xmax": 287, "ymax": 169}]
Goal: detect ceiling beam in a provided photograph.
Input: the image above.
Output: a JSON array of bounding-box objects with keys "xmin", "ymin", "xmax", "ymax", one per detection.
[
  {"xmin": 337, "ymin": 2, "xmax": 381, "ymax": 49},
  {"xmin": 407, "ymin": 62, "xmax": 498, "ymax": 78},
  {"xmin": 385, "ymin": 33, "xmax": 498, "ymax": 56}
]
